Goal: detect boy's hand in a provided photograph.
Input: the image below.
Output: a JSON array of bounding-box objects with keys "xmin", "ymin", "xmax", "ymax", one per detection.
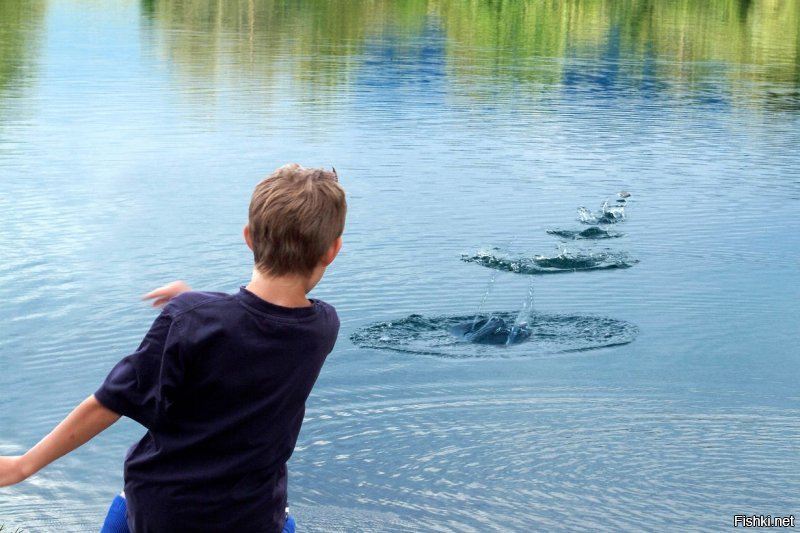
[
  {"xmin": 0, "ymin": 456, "xmax": 25, "ymax": 487},
  {"xmin": 143, "ymin": 280, "xmax": 192, "ymax": 308}
]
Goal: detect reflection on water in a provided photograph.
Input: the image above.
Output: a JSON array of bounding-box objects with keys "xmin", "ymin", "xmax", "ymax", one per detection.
[
  {"xmin": 0, "ymin": 2, "xmax": 44, "ymax": 91},
  {"xmin": 138, "ymin": 0, "xmax": 800, "ymax": 109},
  {"xmin": 1, "ymin": 0, "xmax": 799, "ymax": 531},
  {"xmin": 0, "ymin": 1, "xmax": 45, "ymax": 125}
]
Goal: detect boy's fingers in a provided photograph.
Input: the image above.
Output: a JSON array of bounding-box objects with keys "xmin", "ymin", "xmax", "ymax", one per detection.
[
  {"xmin": 142, "ymin": 281, "xmax": 192, "ymax": 304},
  {"xmin": 142, "ymin": 286, "xmax": 171, "ymax": 300},
  {"xmin": 151, "ymin": 297, "xmax": 169, "ymax": 308},
  {"xmin": 141, "ymin": 294, "xmax": 169, "ymax": 307},
  {"xmin": 142, "ymin": 290, "xmax": 161, "ymax": 300}
]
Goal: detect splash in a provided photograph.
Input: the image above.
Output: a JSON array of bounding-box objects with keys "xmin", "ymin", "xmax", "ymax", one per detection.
[
  {"xmin": 578, "ymin": 200, "xmax": 626, "ymax": 224},
  {"xmin": 546, "ymin": 227, "xmax": 624, "ymax": 240},
  {"xmin": 350, "ymin": 312, "xmax": 638, "ymax": 358},
  {"xmin": 555, "ymin": 193, "xmax": 630, "ymax": 238},
  {"xmin": 451, "ymin": 316, "xmax": 531, "ymax": 345},
  {"xmin": 461, "ymin": 249, "xmax": 637, "ymax": 274},
  {"xmin": 506, "ymin": 277, "xmax": 535, "ymax": 345}
]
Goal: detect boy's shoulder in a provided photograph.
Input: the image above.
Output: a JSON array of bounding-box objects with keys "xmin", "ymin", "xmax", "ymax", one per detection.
[
  {"xmin": 158, "ymin": 289, "xmax": 339, "ymax": 349},
  {"xmin": 161, "ymin": 289, "xmax": 338, "ymax": 323},
  {"xmin": 162, "ymin": 290, "xmax": 231, "ymax": 318}
]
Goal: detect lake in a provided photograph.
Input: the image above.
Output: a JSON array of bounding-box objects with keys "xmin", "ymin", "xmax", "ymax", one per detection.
[{"xmin": 1, "ymin": 1, "xmax": 799, "ymax": 531}]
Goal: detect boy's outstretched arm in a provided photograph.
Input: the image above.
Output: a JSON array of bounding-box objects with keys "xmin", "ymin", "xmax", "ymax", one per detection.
[
  {"xmin": 1, "ymin": 283, "xmax": 185, "ymax": 487},
  {"xmin": 0, "ymin": 395, "xmax": 120, "ymax": 487}
]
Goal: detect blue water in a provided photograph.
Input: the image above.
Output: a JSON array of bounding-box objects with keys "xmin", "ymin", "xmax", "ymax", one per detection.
[{"xmin": 1, "ymin": 2, "xmax": 799, "ymax": 531}]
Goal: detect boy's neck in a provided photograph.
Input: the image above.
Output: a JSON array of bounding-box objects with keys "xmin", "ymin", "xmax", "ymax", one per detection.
[{"xmin": 245, "ymin": 267, "xmax": 317, "ymax": 308}]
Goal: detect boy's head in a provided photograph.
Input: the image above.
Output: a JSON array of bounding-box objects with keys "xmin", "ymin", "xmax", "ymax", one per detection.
[{"xmin": 247, "ymin": 163, "xmax": 346, "ymax": 278}]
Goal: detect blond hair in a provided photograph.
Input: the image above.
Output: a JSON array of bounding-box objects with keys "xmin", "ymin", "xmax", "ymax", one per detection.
[{"xmin": 248, "ymin": 163, "xmax": 346, "ymax": 277}]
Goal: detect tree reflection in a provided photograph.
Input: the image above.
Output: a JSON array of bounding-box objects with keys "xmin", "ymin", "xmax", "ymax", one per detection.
[
  {"xmin": 140, "ymin": 0, "xmax": 799, "ymax": 109},
  {"xmin": 0, "ymin": 1, "xmax": 45, "ymax": 95}
]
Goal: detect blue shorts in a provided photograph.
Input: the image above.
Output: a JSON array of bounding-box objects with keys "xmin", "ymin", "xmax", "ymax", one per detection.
[{"xmin": 100, "ymin": 493, "xmax": 296, "ymax": 533}]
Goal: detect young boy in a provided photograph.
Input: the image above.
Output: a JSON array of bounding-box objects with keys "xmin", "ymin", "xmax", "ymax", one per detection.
[{"xmin": 0, "ymin": 164, "xmax": 346, "ymax": 532}]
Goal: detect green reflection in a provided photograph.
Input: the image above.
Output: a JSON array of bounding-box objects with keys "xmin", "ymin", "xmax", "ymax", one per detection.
[
  {"xmin": 0, "ymin": 1, "xmax": 46, "ymax": 95},
  {"xmin": 440, "ymin": 0, "xmax": 800, "ymax": 107},
  {"xmin": 143, "ymin": 0, "xmax": 799, "ymax": 108},
  {"xmin": 142, "ymin": 0, "xmax": 429, "ymax": 87}
]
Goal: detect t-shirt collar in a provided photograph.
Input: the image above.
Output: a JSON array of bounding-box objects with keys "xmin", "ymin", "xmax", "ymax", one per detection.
[{"xmin": 236, "ymin": 286, "xmax": 318, "ymax": 319}]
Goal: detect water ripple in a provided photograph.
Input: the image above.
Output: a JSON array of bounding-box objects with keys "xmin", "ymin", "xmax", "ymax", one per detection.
[{"xmin": 291, "ymin": 384, "xmax": 800, "ymax": 532}]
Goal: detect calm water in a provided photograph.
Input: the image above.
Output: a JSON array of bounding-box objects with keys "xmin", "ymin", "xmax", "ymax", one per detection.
[{"xmin": 1, "ymin": 1, "xmax": 799, "ymax": 531}]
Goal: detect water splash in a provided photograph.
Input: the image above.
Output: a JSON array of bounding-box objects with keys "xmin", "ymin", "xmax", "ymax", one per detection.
[
  {"xmin": 555, "ymin": 192, "xmax": 630, "ymax": 237},
  {"xmin": 451, "ymin": 316, "xmax": 531, "ymax": 345},
  {"xmin": 473, "ymin": 270, "xmax": 498, "ymax": 329},
  {"xmin": 507, "ymin": 277, "xmax": 535, "ymax": 345},
  {"xmin": 471, "ymin": 235, "xmax": 516, "ymax": 329},
  {"xmin": 351, "ymin": 312, "xmax": 638, "ymax": 358},
  {"xmin": 578, "ymin": 199, "xmax": 626, "ymax": 224},
  {"xmin": 461, "ymin": 249, "xmax": 637, "ymax": 274},
  {"xmin": 546, "ymin": 227, "xmax": 624, "ymax": 240}
]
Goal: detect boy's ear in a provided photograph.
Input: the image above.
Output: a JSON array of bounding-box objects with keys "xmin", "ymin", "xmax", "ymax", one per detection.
[
  {"xmin": 243, "ymin": 224, "xmax": 253, "ymax": 251},
  {"xmin": 321, "ymin": 236, "xmax": 343, "ymax": 267}
]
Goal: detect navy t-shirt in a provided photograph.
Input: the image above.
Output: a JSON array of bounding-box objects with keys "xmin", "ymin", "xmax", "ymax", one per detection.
[{"xmin": 94, "ymin": 288, "xmax": 339, "ymax": 532}]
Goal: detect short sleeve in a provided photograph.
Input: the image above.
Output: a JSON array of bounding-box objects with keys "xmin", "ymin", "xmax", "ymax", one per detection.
[{"xmin": 94, "ymin": 310, "xmax": 183, "ymax": 429}]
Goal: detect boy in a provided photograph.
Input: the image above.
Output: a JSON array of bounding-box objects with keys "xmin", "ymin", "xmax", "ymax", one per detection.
[{"xmin": 0, "ymin": 164, "xmax": 346, "ymax": 532}]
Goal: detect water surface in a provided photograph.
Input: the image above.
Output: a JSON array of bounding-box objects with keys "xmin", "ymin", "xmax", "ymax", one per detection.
[{"xmin": 1, "ymin": 1, "xmax": 799, "ymax": 531}]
